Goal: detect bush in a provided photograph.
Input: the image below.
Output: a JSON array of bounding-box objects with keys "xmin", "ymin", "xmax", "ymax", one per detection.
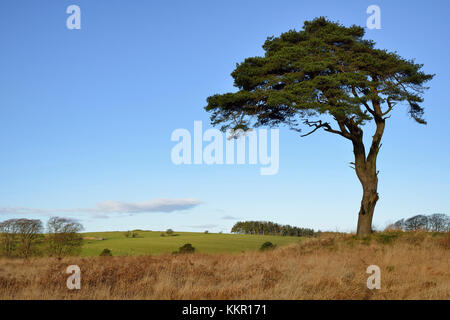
[
  {"xmin": 260, "ymin": 241, "xmax": 276, "ymax": 251},
  {"xmin": 160, "ymin": 233, "xmax": 165, "ymax": 237},
  {"xmin": 125, "ymin": 231, "xmax": 138, "ymax": 238},
  {"xmin": 100, "ymin": 248, "xmax": 112, "ymax": 256},
  {"xmin": 178, "ymin": 243, "xmax": 195, "ymax": 254},
  {"xmin": 166, "ymin": 229, "xmax": 174, "ymax": 235},
  {"xmin": 204, "ymin": 230, "xmax": 209, "ymax": 234}
]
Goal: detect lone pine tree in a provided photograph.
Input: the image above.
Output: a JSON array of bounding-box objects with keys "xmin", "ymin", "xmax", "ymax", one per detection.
[{"xmin": 205, "ymin": 18, "xmax": 434, "ymax": 237}]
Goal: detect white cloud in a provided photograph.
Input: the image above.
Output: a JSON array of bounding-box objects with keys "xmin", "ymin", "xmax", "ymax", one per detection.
[
  {"xmin": 221, "ymin": 215, "xmax": 238, "ymax": 220},
  {"xmin": 187, "ymin": 224, "xmax": 219, "ymax": 229},
  {"xmin": 0, "ymin": 198, "xmax": 202, "ymax": 217},
  {"xmin": 94, "ymin": 198, "xmax": 201, "ymax": 213}
]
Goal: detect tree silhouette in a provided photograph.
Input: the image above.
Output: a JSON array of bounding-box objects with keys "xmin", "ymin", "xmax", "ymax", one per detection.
[{"xmin": 205, "ymin": 18, "xmax": 434, "ymax": 237}]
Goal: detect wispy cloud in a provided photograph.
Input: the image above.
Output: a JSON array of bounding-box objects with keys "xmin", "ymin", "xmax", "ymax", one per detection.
[
  {"xmin": 187, "ymin": 224, "xmax": 219, "ymax": 229},
  {"xmin": 0, "ymin": 207, "xmax": 52, "ymax": 215},
  {"xmin": 94, "ymin": 199, "xmax": 201, "ymax": 213},
  {"xmin": 0, "ymin": 198, "xmax": 202, "ymax": 217},
  {"xmin": 221, "ymin": 215, "xmax": 238, "ymax": 220}
]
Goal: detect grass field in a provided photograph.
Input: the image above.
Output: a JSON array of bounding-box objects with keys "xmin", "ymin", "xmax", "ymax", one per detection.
[
  {"xmin": 1, "ymin": 231, "xmax": 448, "ymax": 299},
  {"xmin": 81, "ymin": 231, "xmax": 302, "ymax": 256}
]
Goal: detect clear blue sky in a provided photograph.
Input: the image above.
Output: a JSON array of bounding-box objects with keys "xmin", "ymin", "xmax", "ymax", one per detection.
[{"xmin": 1, "ymin": 0, "xmax": 449, "ymax": 233}]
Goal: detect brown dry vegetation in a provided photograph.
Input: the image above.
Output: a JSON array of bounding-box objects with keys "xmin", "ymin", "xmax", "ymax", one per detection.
[{"xmin": 0, "ymin": 232, "xmax": 449, "ymax": 300}]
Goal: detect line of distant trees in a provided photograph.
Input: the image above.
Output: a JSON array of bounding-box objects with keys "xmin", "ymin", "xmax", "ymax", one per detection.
[
  {"xmin": 0, "ymin": 217, "xmax": 84, "ymax": 258},
  {"xmin": 231, "ymin": 221, "xmax": 314, "ymax": 237},
  {"xmin": 387, "ymin": 213, "xmax": 449, "ymax": 232}
]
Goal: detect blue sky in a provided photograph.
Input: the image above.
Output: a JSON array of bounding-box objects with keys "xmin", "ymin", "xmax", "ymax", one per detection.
[{"xmin": 1, "ymin": 0, "xmax": 449, "ymax": 233}]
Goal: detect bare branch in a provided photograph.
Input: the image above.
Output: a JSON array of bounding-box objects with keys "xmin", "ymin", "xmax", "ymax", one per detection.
[{"xmin": 301, "ymin": 120, "xmax": 352, "ymax": 140}]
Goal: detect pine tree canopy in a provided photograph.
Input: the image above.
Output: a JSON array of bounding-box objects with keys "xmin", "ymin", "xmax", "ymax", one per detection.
[{"xmin": 205, "ymin": 17, "xmax": 434, "ymax": 139}]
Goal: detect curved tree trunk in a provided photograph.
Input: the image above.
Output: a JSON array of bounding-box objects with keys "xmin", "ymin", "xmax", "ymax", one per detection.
[
  {"xmin": 356, "ymin": 171, "xmax": 379, "ymax": 237},
  {"xmin": 334, "ymin": 101, "xmax": 385, "ymax": 238},
  {"xmin": 352, "ymin": 122, "xmax": 382, "ymax": 238}
]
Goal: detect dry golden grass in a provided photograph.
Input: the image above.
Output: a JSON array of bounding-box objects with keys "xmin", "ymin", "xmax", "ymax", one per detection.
[{"xmin": 0, "ymin": 232, "xmax": 449, "ymax": 300}]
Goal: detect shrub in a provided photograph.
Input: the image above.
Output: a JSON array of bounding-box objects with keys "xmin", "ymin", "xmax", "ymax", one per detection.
[
  {"xmin": 178, "ymin": 243, "xmax": 195, "ymax": 254},
  {"xmin": 125, "ymin": 231, "xmax": 138, "ymax": 238},
  {"xmin": 100, "ymin": 248, "xmax": 112, "ymax": 256},
  {"xmin": 204, "ymin": 230, "xmax": 209, "ymax": 234},
  {"xmin": 166, "ymin": 229, "xmax": 174, "ymax": 235},
  {"xmin": 260, "ymin": 241, "xmax": 276, "ymax": 251},
  {"xmin": 160, "ymin": 233, "xmax": 165, "ymax": 237}
]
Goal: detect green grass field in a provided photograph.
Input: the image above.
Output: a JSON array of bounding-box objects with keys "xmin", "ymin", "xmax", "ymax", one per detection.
[{"xmin": 81, "ymin": 230, "xmax": 303, "ymax": 256}]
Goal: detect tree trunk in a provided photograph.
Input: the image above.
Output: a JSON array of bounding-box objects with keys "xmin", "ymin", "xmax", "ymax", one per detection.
[
  {"xmin": 352, "ymin": 136, "xmax": 380, "ymax": 238},
  {"xmin": 356, "ymin": 173, "xmax": 379, "ymax": 237}
]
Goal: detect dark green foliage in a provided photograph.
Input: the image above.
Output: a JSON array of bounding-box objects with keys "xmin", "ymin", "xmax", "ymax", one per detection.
[
  {"xmin": 100, "ymin": 248, "xmax": 113, "ymax": 256},
  {"xmin": 231, "ymin": 221, "xmax": 314, "ymax": 237},
  {"xmin": 260, "ymin": 241, "xmax": 276, "ymax": 251},
  {"xmin": 166, "ymin": 229, "xmax": 174, "ymax": 235},
  {"xmin": 205, "ymin": 17, "xmax": 434, "ymax": 133},
  {"xmin": 178, "ymin": 243, "xmax": 195, "ymax": 254}
]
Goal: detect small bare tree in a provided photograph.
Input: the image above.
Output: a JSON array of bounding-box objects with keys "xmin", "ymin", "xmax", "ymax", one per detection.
[
  {"xmin": 428, "ymin": 214, "xmax": 449, "ymax": 232},
  {"xmin": 47, "ymin": 217, "xmax": 84, "ymax": 257},
  {"xmin": 404, "ymin": 215, "xmax": 429, "ymax": 231},
  {"xmin": 15, "ymin": 219, "xmax": 44, "ymax": 258},
  {"xmin": 0, "ymin": 219, "xmax": 20, "ymax": 257}
]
